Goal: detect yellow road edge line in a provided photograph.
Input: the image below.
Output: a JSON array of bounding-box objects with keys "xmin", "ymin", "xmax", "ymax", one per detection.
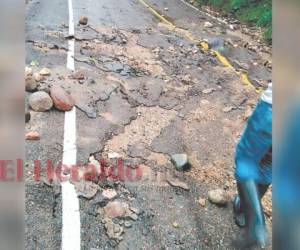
[{"xmin": 137, "ymin": 0, "xmax": 262, "ymax": 93}]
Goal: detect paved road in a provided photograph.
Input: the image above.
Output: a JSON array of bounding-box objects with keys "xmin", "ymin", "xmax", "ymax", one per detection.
[{"xmin": 25, "ymin": 0, "xmax": 271, "ymax": 249}]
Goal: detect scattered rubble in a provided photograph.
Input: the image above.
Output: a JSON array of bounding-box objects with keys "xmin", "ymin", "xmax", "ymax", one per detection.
[
  {"xmin": 208, "ymin": 189, "xmax": 229, "ymax": 206},
  {"xmin": 50, "ymin": 85, "xmax": 75, "ymax": 111},
  {"xmin": 29, "ymin": 91, "xmax": 53, "ymax": 111},
  {"xmin": 25, "ymin": 131, "xmax": 40, "ymax": 140},
  {"xmin": 104, "ymin": 201, "xmax": 127, "ymax": 219},
  {"xmin": 75, "ymin": 181, "xmax": 99, "ymax": 199},
  {"xmin": 102, "ymin": 189, "xmax": 118, "ymax": 200},
  {"xmin": 103, "ymin": 218, "xmax": 124, "ymax": 241}
]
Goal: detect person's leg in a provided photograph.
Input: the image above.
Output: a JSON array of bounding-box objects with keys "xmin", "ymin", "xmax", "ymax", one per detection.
[
  {"xmin": 233, "ymin": 100, "xmax": 272, "ymax": 248},
  {"xmin": 234, "ymin": 148, "xmax": 272, "ymax": 228}
]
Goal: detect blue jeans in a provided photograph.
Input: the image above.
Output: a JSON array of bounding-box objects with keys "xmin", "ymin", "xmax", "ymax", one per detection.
[{"xmin": 235, "ymin": 100, "xmax": 272, "ymax": 184}]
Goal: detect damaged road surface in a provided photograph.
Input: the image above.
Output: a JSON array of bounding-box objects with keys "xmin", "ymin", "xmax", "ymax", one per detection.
[{"xmin": 25, "ymin": 0, "xmax": 272, "ymax": 249}]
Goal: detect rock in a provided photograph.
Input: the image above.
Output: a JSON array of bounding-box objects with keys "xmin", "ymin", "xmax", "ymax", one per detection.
[
  {"xmin": 92, "ymin": 194, "xmax": 109, "ymax": 207},
  {"xmin": 207, "ymin": 37, "xmax": 224, "ymax": 50},
  {"xmin": 126, "ymin": 212, "xmax": 138, "ymax": 221},
  {"xmin": 33, "ymin": 72, "xmax": 45, "ymax": 82},
  {"xmin": 25, "ymin": 131, "xmax": 40, "ymax": 140},
  {"xmin": 164, "ymin": 7, "xmax": 169, "ymax": 11},
  {"xmin": 208, "ymin": 189, "xmax": 229, "ymax": 206},
  {"xmin": 25, "ymin": 66, "xmax": 33, "ymax": 77},
  {"xmin": 167, "ymin": 177, "xmax": 189, "ymax": 190},
  {"xmin": 172, "ymin": 222, "xmax": 180, "ymax": 228},
  {"xmin": 171, "ymin": 154, "xmax": 190, "ymax": 171},
  {"xmin": 104, "ymin": 218, "xmax": 124, "ymax": 240},
  {"xmin": 102, "ymin": 189, "xmax": 117, "ymax": 200},
  {"xmin": 87, "ymin": 77, "xmax": 95, "ymax": 84},
  {"xmin": 104, "ymin": 201, "xmax": 127, "ymax": 218},
  {"xmin": 222, "ymin": 106, "xmax": 235, "ymax": 113},
  {"xmin": 130, "ymin": 207, "xmax": 140, "ymax": 215},
  {"xmin": 26, "ymin": 76, "xmax": 38, "ymax": 92},
  {"xmin": 29, "ymin": 91, "xmax": 53, "ymax": 111},
  {"xmin": 108, "ymin": 152, "xmax": 120, "ymax": 159},
  {"xmin": 124, "ymin": 221, "xmax": 132, "ymax": 228},
  {"xmin": 75, "ymin": 181, "xmax": 99, "ymax": 199},
  {"xmin": 72, "ymin": 71, "xmax": 85, "ymax": 80},
  {"xmin": 182, "ymin": 74, "xmax": 192, "ymax": 84},
  {"xmin": 50, "ymin": 85, "xmax": 75, "ymax": 111},
  {"xmin": 79, "ymin": 16, "xmax": 88, "ymax": 25},
  {"xmin": 25, "ymin": 111, "xmax": 31, "ymax": 123},
  {"xmin": 198, "ymin": 198, "xmax": 206, "ymax": 207},
  {"xmin": 39, "ymin": 68, "xmax": 51, "ymax": 76},
  {"xmin": 202, "ymin": 88, "xmax": 215, "ymax": 94},
  {"xmin": 204, "ymin": 21, "xmax": 213, "ymax": 28}
]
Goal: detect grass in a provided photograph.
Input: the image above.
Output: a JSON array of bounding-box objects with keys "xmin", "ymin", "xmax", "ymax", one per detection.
[{"xmin": 197, "ymin": 0, "xmax": 272, "ymax": 44}]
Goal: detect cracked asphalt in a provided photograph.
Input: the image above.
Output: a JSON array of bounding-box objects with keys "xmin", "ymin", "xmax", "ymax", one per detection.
[{"xmin": 25, "ymin": 0, "xmax": 272, "ymax": 249}]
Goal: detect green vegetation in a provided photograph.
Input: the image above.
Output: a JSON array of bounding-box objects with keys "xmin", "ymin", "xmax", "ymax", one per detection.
[{"xmin": 197, "ymin": 0, "xmax": 272, "ymax": 43}]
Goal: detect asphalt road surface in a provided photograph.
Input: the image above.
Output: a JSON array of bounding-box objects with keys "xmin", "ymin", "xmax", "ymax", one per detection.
[{"xmin": 25, "ymin": 0, "xmax": 272, "ymax": 249}]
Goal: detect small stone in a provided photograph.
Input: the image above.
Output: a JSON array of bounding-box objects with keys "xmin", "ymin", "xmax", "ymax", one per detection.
[
  {"xmin": 25, "ymin": 111, "xmax": 31, "ymax": 123},
  {"xmin": 75, "ymin": 181, "xmax": 99, "ymax": 199},
  {"xmin": 124, "ymin": 221, "xmax": 132, "ymax": 228},
  {"xmin": 167, "ymin": 177, "xmax": 189, "ymax": 190},
  {"xmin": 92, "ymin": 194, "xmax": 109, "ymax": 207},
  {"xmin": 171, "ymin": 154, "xmax": 190, "ymax": 171},
  {"xmin": 104, "ymin": 201, "xmax": 127, "ymax": 219},
  {"xmin": 29, "ymin": 91, "xmax": 53, "ymax": 111},
  {"xmin": 229, "ymin": 24, "xmax": 235, "ymax": 30},
  {"xmin": 102, "ymin": 189, "xmax": 117, "ymax": 200},
  {"xmin": 104, "ymin": 218, "xmax": 124, "ymax": 240},
  {"xmin": 164, "ymin": 7, "xmax": 169, "ymax": 11},
  {"xmin": 208, "ymin": 189, "xmax": 229, "ymax": 206},
  {"xmin": 79, "ymin": 16, "xmax": 88, "ymax": 25},
  {"xmin": 33, "ymin": 72, "xmax": 45, "ymax": 82},
  {"xmin": 108, "ymin": 152, "xmax": 120, "ymax": 159},
  {"xmin": 204, "ymin": 21, "xmax": 213, "ymax": 28},
  {"xmin": 25, "ymin": 67, "xmax": 33, "ymax": 77},
  {"xmin": 88, "ymin": 77, "xmax": 95, "ymax": 84},
  {"xmin": 26, "ymin": 76, "xmax": 38, "ymax": 92},
  {"xmin": 202, "ymin": 88, "xmax": 214, "ymax": 94},
  {"xmin": 126, "ymin": 213, "xmax": 138, "ymax": 221},
  {"xmin": 130, "ymin": 207, "xmax": 140, "ymax": 215},
  {"xmin": 222, "ymin": 106, "xmax": 235, "ymax": 113},
  {"xmin": 182, "ymin": 74, "xmax": 192, "ymax": 84},
  {"xmin": 198, "ymin": 198, "xmax": 206, "ymax": 207},
  {"xmin": 39, "ymin": 68, "xmax": 51, "ymax": 76},
  {"xmin": 25, "ymin": 131, "xmax": 40, "ymax": 140},
  {"xmin": 72, "ymin": 71, "xmax": 85, "ymax": 80},
  {"xmin": 50, "ymin": 85, "xmax": 75, "ymax": 111},
  {"xmin": 172, "ymin": 222, "xmax": 180, "ymax": 228}
]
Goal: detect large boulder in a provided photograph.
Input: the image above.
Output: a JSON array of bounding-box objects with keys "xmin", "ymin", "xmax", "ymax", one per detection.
[
  {"xmin": 29, "ymin": 91, "xmax": 53, "ymax": 111},
  {"xmin": 50, "ymin": 85, "xmax": 75, "ymax": 111}
]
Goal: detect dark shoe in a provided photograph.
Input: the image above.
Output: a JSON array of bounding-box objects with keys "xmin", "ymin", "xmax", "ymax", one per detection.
[
  {"xmin": 233, "ymin": 194, "xmax": 246, "ymax": 227},
  {"xmin": 235, "ymin": 180, "xmax": 268, "ymax": 248},
  {"xmin": 233, "ymin": 183, "xmax": 270, "ymax": 228}
]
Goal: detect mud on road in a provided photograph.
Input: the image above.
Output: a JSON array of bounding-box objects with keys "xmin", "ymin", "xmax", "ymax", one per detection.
[{"xmin": 25, "ymin": 0, "xmax": 272, "ymax": 249}]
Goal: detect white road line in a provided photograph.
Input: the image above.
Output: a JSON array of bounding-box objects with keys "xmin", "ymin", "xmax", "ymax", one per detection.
[
  {"xmin": 67, "ymin": 39, "xmax": 75, "ymax": 71},
  {"xmin": 61, "ymin": 0, "xmax": 80, "ymax": 249},
  {"xmin": 178, "ymin": 0, "xmax": 227, "ymax": 25}
]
